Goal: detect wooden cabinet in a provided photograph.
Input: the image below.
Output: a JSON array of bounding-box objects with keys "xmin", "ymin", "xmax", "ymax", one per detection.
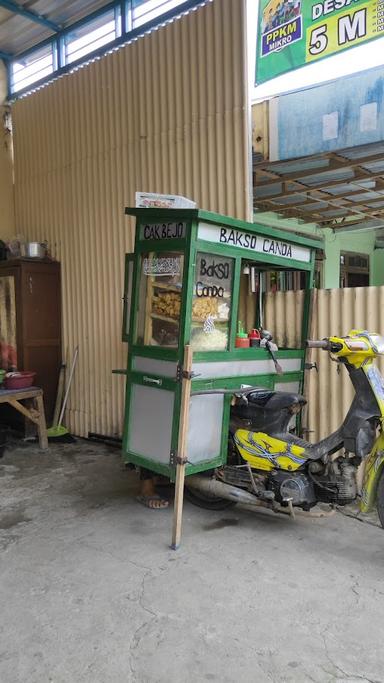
[{"xmin": 0, "ymin": 259, "xmax": 61, "ymax": 422}]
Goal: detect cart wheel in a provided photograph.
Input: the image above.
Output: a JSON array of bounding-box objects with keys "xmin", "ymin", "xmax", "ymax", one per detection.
[
  {"xmin": 376, "ymin": 468, "xmax": 384, "ymax": 529},
  {"xmin": 185, "ymin": 484, "xmax": 236, "ymax": 511}
]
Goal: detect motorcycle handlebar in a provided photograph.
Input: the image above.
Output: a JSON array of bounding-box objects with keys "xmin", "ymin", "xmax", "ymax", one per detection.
[
  {"xmin": 306, "ymin": 339, "xmax": 367, "ymax": 352},
  {"xmin": 306, "ymin": 340, "xmax": 330, "ymax": 350},
  {"xmin": 345, "ymin": 340, "xmax": 367, "ymax": 351}
]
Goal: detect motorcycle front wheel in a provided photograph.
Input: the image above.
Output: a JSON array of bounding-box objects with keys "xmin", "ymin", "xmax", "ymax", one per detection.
[{"xmin": 376, "ymin": 469, "xmax": 384, "ymax": 528}]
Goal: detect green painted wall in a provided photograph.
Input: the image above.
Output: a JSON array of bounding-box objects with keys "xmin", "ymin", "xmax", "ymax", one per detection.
[
  {"xmin": 254, "ymin": 212, "xmax": 384, "ymax": 287},
  {"xmin": 371, "ymin": 248, "xmax": 384, "ymax": 286},
  {"xmin": 322, "ymin": 229, "xmax": 377, "ymax": 288}
]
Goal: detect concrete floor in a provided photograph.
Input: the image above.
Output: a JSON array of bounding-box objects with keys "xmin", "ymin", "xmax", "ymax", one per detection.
[{"xmin": 0, "ymin": 439, "xmax": 383, "ymax": 683}]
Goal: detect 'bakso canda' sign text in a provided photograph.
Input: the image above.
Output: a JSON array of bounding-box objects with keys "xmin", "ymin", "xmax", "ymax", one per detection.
[{"xmin": 197, "ymin": 223, "xmax": 311, "ymax": 263}]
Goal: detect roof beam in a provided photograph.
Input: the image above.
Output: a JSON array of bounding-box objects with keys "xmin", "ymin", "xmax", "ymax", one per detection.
[
  {"xmin": 0, "ymin": 49, "xmax": 12, "ymax": 60},
  {"xmin": 0, "ymin": 0, "xmax": 60, "ymax": 32},
  {"xmin": 262, "ymin": 194, "xmax": 384, "ymax": 218},
  {"xmin": 254, "ymin": 180, "xmax": 384, "ymax": 223},
  {"xmin": 253, "ymin": 150, "xmax": 384, "ymax": 187},
  {"xmin": 255, "ymin": 193, "xmax": 384, "ymax": 222},
  {"xmin": 254, "ymin": 171, "xmax": 384, "ymax": 203},
  {"xmin": 331, "ymin": 219, "xmax": 384, "ymax": 233}
]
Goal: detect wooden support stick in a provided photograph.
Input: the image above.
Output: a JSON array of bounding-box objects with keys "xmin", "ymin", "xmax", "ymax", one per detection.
[
  {"xmin": 171, "ymin": 344, "xmax": 193, "ymax": 550},
  {"xmin": 35, "ymin": 394, "xmax": 49, "ymax": 450}
]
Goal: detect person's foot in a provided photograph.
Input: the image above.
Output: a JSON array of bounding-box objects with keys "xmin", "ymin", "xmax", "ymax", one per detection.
[
  {"xmin": 136, "ymin": 494, "xmax": 169, "ymax": 509},
  {"xmin": 138, "ymin": 476, "xmax": 169, "ymax": 509}
]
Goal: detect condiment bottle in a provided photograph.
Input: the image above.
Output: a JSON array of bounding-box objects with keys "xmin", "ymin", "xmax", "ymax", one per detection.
[
  {"xmin": 235, "ymin": 322, "xmax": 250, "ymax": 348},
  {"xmin": 248, "ymin": 329, "xmax": 261, "ymax": 347}
]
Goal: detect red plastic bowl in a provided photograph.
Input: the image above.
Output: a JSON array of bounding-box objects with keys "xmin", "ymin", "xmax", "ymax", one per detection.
[{"xmin": 4, "ymin": 371, "xmax": 36, "ymax": 390}]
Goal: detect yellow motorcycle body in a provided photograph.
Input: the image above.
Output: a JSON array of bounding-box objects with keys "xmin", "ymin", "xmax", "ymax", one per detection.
[{"xmin": 234, "ymin": 431, "xmax": 306, "ymax": 472}]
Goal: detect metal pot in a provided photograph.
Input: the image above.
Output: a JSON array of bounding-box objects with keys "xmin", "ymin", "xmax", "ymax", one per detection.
[{"xmin": 22, "ymin": 242, "xmax": 47, "ymax": 258}]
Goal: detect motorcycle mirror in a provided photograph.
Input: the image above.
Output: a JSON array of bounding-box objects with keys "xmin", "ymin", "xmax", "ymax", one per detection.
[{"xmin": 261, "ymin": 329, "xmax": 273, "ymax": 341}]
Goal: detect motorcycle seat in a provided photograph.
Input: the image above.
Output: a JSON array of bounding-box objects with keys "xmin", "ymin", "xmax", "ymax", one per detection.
[
  {"xmin": 246, "ymin": 389, "xmax": 307, "ymax": 411},
  {"xmin": 245, "ymin": 389, "xmax": 274, "ymax": 406}
]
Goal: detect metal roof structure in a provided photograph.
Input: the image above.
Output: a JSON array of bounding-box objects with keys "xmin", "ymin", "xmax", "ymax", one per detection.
[
  {"xmin": 0, "ymin": 0, "xmax": 111, "ymax": 57},
  {"xmin": 2, "ymin": 0, "xmax": 207, "ymax": 98},
  {"xmin": 253, "ymin": 141, "xmax": 384, "ymax": 233}
]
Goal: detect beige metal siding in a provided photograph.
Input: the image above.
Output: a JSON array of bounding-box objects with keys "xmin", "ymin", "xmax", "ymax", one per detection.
[
  {"xmin": 264, "ymin": 290, "xmax": 304, "ymax": 349},
  {"xmin": 12, "ymin": 0, "xmax": 249, "ymax": 437},
  {"xmin": 306, "ymin": 287, "xmax": 384, "ymax": 441},
  {"xmin": 264, "ymin": 286, "xmax": 384, "ymax": 442}
]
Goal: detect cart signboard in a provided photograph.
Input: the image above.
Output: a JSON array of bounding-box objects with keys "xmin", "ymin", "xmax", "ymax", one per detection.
[{"xmin": 197, "ymin": 222, "xmax": 311, "ymax": 262}]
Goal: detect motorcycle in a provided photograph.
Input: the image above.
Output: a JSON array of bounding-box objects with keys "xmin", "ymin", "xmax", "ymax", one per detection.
[{"xmin": 186, "ymin": 329, "xmax": 384, "ymax": 527}]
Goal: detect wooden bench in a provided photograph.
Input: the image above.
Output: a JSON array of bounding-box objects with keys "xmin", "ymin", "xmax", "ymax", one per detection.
[{"xmin": 0, "ymin": 386, "xmax": 48, "ymax": 450}]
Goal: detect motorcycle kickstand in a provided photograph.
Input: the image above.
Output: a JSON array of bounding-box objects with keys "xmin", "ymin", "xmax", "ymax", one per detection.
[
  {"xmin": 246, "ymin": 462, "xmax": 260, "ymax": 496},
  {"xmin": 285, "ymin": 498, "xmax": 295, "ymax": 520},
  {"xmin": 245, "ymin": 462, "xmax": 275, "ymax": 503}
]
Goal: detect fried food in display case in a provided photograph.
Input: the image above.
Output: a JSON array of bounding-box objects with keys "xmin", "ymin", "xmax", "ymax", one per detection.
[
  {"xmin": 192, "ymin": 296, "xmax": 218, "ymax": 321},
  {"xmin": 191, "ymin": 253, "xmax": 234, "ymax": 351},
  {"xmin": 152, "ymin": 291, "xmax": 181, "ymax": 319}
]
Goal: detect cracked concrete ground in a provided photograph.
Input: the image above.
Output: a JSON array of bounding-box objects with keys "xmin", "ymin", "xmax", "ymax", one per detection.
[{"xmin": 0, "ymin": 438, "xmax": 384, "ymax": 683}]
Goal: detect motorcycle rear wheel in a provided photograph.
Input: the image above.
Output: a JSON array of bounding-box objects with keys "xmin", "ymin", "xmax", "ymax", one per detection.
[
  {"xmin": 185, "ymin": 485, "xmax": 236, "ymax": 511},
  {"xmin": 376, "ymin": 469, "xmax": 384, "ymax": 529}
]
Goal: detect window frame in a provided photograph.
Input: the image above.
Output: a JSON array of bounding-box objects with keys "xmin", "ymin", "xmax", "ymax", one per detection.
[{"xmin": 8, "ymin": 0, "xmax": 207, "ymax": 99}]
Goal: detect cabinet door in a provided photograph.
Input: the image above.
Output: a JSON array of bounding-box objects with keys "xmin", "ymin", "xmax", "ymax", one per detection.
[
  {"xmin": 20, "ymin": 263, "xmax": 61, "ymax": 421},
  {"xmin": 125, "ymin": 380, "xmax": 176, "ymax": 467},
  {"xmin": 21, "ymin": 265, "xmax": 61, "ymax": 341},
  {"xmin": 0, "ymin": 275, "xmax": 17, "ymax": 370}
]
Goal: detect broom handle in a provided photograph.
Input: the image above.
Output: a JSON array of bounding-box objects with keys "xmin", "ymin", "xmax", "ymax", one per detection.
[
  {"xmin": 52, "ymin": 362, "xmax": 66, "ymax": 428},
  {"xmin": 58, "ymin": 346, "xmax": 79, "ymax": 428}
]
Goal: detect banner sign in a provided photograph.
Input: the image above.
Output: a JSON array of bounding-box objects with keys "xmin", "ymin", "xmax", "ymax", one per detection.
[{"xmin": 256, "ymin": 0, "xmax": 384, "ymax": 85}]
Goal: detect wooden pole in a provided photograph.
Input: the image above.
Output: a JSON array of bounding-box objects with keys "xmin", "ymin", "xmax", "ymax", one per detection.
[{"xmin": 171, "ymin": 344, "xmax": 193, "ymax": 550}]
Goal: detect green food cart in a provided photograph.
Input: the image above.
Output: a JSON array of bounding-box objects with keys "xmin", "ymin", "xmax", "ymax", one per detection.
[{"xmin": 121, "ymin": 208, "xmax": 318, "ymax": 482}]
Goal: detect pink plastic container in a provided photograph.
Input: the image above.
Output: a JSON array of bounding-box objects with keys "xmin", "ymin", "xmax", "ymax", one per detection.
[{"xmin": 4, "ymin": 371, "xmax": 36, "ymax": 390}]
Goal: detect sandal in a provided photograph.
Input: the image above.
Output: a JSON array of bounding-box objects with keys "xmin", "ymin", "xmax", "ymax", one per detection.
[{"xmin": 136, "ymin": 494, "xmax": 169, "ymax": 509}]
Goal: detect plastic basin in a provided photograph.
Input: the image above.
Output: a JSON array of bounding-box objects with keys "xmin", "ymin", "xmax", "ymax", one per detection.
[{"xmin": 4, "ymin": 371, "xmax": 36, "ymax": 390}]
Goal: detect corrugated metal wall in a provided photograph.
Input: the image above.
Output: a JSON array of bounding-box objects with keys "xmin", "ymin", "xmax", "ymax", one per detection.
[
  {"xmin": 265, "ymin": 286, "xmax": 384, "ymax": 442},
  {"xmin": 264, "ymin": 290, "xmax": 304, "ymax": 349},
  {"xmin": 306, "ymin": 287, "xmax": 384, "ymax": 441},
  {"xmin": 11, "ymin": 0, "xmax": 250, "ymax": 437}
]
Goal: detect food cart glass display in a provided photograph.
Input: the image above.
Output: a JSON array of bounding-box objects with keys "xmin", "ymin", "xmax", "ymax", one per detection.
[
  {"xmin": 191, "ymin": 253, "xmax": 233, "ymax": 352},
  {"xmin": 121, "ymin": 209, "xmax": 318, "ymax": 480},
  {"xmin": 135, "ymin": 251, "xmax": 184, "ymax": 347}
]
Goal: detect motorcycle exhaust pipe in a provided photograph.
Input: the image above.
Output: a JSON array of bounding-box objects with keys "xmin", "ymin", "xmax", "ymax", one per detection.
[{"xmin": 187, "ymin": 475, "xmax": 265, "ymax": 507}]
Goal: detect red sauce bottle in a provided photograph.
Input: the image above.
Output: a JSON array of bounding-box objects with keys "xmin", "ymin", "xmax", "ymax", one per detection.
[{"xmin": 248, "ymin": 329, "xmax": 261, "ymax": 347}]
